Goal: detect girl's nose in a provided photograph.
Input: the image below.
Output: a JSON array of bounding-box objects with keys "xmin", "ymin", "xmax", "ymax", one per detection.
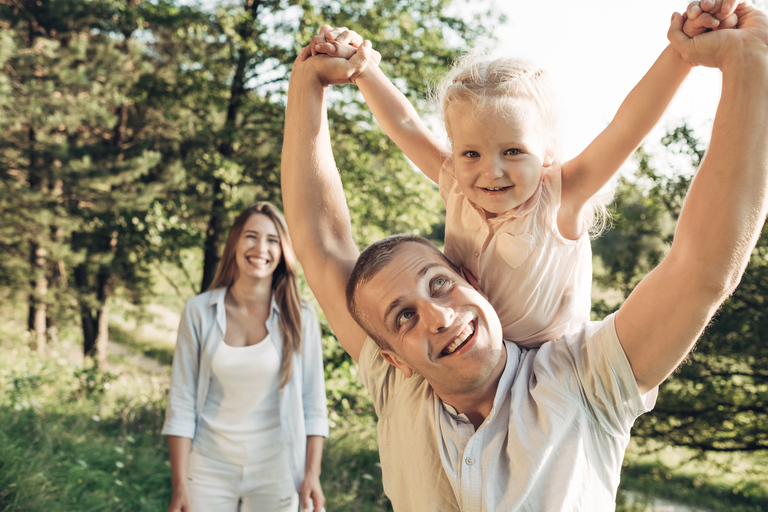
[{"xmin": 482, "ymin": 158, "xmax": 504, "ymax": 178}]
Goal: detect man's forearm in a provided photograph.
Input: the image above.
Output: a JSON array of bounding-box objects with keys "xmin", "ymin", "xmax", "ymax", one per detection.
[
  {"xmin": 282, "ymin": 65, "xmax": 353, "ymax": 259},
  {"xmin": 616, "ymin": 10, "xmax": 768, "ymax": 393},
  {"xmin": 672, "ymin": 49, "xmax": 768, "ymax": 288},
  {"xmin": 280, "ymin": 53, "xmax": 368, "ymax": 360}
]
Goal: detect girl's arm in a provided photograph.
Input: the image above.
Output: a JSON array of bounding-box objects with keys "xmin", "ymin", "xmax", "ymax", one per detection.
[
  {"xmin": 558, "ymin": 45, "xmax": 692, "ymax": 238},
  {"xmin": 354, "ymin": 62, "xmax": 448, "ymax": 183},
  {"xmin": 313, "ymin": 35, "xmax": 447, "ymax": 183}
]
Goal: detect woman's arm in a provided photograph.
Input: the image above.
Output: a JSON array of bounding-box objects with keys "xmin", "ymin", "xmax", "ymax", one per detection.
[
  {"xmin": 167, "ymin": 435, "xmax": 192, "ymax": 512},
  {"xmin": 300, "ymin": 435, "xmax": 326, "ymax": 511}
]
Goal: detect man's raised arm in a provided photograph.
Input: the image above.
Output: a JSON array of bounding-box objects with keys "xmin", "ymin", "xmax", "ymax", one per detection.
[
  {"xmin": 616, "ymin": 1, "xmax": 768, "ymax": 394},
  {"xmin": 281, "ymin": 42, "xmax": 374, "ymax": 361}
]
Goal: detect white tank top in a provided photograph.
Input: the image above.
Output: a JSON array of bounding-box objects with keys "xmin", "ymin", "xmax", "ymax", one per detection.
[{"xmin": 195, "ymin": 333, "xmax": 284, "ymax": 464}]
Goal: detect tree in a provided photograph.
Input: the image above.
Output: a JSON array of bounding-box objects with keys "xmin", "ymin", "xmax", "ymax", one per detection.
[
  {"xmin": 593, "ymin": 125, "xmax": 768, "ymax": 453},
  {"xmin": 146, "ymin": 0, "xmax": 498, "ymax": 292},
  {"xmin": 0, "ymin": 0, "xmax": 188, "ymax": 365}
]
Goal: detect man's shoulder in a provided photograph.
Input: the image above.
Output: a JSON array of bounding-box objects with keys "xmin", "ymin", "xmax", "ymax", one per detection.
[{"xmin": 512, "ymin": 315, "xmax": 619, "ymax": 385}]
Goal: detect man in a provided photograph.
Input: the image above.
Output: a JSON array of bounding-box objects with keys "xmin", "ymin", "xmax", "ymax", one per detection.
[{"xmin": 281, "ymin": 2, "xmax": 768, "ymax": 510}]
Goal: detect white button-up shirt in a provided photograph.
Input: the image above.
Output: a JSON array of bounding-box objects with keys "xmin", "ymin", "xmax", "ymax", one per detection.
[{"xmin": 359, "ymin": 314, "xmax": 657, "ymax": 511}]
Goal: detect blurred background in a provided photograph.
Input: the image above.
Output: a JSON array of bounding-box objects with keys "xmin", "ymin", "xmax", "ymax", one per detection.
[{"xmin": 0, "ymin": 0, "xmax": 766, "ymax": 510}]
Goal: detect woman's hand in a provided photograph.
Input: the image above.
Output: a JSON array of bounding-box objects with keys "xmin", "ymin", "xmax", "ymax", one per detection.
[
  {"xmin": 299, "ymin": 472, "xmax": 325, "ymax": 512},
  {"xmin": 167, "ymin": 485, "xmax": 190, "ymax": 512}
]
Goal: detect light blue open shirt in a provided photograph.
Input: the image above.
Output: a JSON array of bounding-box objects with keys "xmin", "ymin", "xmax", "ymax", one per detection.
[{"xmin": 162, "ymin": 287, "xmax": 329, "ymax": 491}]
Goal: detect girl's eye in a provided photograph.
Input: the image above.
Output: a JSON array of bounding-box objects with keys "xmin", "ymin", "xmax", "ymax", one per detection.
[
  {"xmin": 268, "ymin": 238, "xmax": 280, "ymax": 244},
  {"xmin": 505, "ymin": 148, "xmax": 522, "ymax": 156},
  {"xmin": 397, "ymin": 310, "xmax": 414, "ymax": 328},
  {"xmin": 463, "ymin": 150, "xmax": 480, "ymax": 158}
]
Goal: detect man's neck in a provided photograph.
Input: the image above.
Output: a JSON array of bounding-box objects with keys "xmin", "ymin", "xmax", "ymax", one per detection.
[{"xmin": 437, "ymin": 343, "xmax": 508, "ymax": 430}]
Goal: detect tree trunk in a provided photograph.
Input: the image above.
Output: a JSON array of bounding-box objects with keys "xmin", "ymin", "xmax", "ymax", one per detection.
[
  {"xmin": 199, "ymin": 0, "xmax": 262, "ymax": 293},
  {"xmin": 75, "ymin": 262, "xmax": 98, "ymax": 358},
  {"xmin": 200, "ymin": 178, "xmax": 224, "ymax": 292},
  {"xmin": 26, "ymin": 123, "xmax": 48, "ymax": 352},
  {"xmin": 94, "ymin": 264, "xmax": 112, "ymax": 369}
]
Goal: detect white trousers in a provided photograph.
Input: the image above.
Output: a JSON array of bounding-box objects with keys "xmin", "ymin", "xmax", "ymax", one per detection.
[{"xmin": 187, "ymin": 447, "xmax": 299, "ymax": 512}]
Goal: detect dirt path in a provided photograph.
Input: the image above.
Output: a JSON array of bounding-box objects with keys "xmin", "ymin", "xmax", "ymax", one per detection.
[{"xmin": 108, "ymin": 340, "xmax": 170, "ymax": 375}]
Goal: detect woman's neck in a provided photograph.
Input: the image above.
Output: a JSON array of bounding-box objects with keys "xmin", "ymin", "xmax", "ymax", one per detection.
[{"xmin": 227, "ymin": 276, "xmax": 272, "ymax": 310}]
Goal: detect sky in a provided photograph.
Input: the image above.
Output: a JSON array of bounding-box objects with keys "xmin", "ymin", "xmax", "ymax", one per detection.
[{"xmin": 492, "ymin": 0, "xmax": 727, "ymax": 160}]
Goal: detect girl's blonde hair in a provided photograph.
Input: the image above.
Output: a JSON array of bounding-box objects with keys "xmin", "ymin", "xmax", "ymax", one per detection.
[
  {"xmin": 434, "ymin": 51, "xmax": 609, "ymax": 236},
  {"xmin": 209, "ymin": 202, "xmax": 304, "ymax": 388}
]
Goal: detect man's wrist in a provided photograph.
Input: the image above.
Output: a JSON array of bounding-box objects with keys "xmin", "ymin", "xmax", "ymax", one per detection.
[
  {"xmin": 719, "ymin": 41, "xmax": 768, "ymax": 76},
  {"xmin": 290, "ymin": 59, "xmax": 328, "ymax": 90}
]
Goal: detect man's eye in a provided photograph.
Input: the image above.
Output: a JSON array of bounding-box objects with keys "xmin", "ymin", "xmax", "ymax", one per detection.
[
  {"xmin": 432, "ymin": 276, "xmax": 450, "ymax": 294},
  {"xmin": 397, "ymin": 310, "xmax": 414, "ymax": 327}
]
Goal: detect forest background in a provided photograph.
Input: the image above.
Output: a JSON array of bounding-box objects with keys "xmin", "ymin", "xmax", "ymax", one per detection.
[{"xmin": 0, "ymin": 0, "xmax": 767, "ymax": 510}]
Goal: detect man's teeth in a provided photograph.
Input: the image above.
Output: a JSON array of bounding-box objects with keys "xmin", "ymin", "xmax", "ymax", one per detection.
[{"xmin": 442, "ymin": 323, "xmax": 475, "ymax": 356}]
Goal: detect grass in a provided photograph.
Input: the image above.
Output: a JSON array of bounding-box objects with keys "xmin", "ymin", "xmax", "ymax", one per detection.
[
  {"xmin": 619, "ymin": 442, "xmax": 768, "ymax": 512},
  {"xmin": 0, "ymin": 314, "xmax": 392, "ymax": 511},
  {"xmin": 2, "ymin": 297, "xmax": 767, "ymax": 511}
]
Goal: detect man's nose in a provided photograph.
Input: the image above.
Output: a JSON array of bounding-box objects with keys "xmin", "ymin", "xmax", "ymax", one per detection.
[{"xmin": 423, "ymin": 301, "xmax": 455, "ymax": 334}]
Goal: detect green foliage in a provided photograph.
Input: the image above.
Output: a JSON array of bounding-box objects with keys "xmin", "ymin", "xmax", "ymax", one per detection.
[
  {"xmin": 0, "ymin": 0, "xmax": 496, "ymax": 357},
  {"xmin": 70, "ymin": 366, "xmax": 115, "ymax": 400},
  {"xmin": 0, "ymin": 333, "xmax": 170, "ymax": 511},
  {"xmin": 594, "ymin": 125, "xmax": 768, "ymax": 454}
]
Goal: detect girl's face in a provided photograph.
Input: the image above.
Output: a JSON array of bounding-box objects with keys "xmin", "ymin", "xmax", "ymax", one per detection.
[
  {"xmin": 234, "ymin": 213, "xmax": 282, "ymax": 283},
  {"xmin": 447, "ymin": 100, "xmax": 552, "ymax": 217}
]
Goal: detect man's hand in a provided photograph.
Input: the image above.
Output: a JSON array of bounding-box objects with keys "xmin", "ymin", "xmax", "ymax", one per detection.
[
  {"xmin": 295, "ymin": 36, "xmax": 374, "ymax": 86},
  {"xmin": 670, "ymin": 0, "xmax": 768, "ymax": 69},
  {"xmin": 306, "ymin": 25, "xmax": 382, "ymax": 73}
]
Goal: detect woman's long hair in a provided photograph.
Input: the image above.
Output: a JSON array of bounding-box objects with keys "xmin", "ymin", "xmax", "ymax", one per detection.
[{"xmin": 209, "ymin": 202, "xmax": 303, "ymax": 388}]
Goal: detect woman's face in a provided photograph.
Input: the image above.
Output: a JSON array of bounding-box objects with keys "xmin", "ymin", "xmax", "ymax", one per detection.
[{"xmin": 234, "ymin": 213, "xmax": 282, "ymax": 283}]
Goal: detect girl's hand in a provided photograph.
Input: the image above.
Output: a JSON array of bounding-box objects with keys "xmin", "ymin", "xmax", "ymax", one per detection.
[
  {"xmin": 309, "ymin": 25, "xmax": 382, "ymax": 64},
  {"xmin": 461, "ymin": 267, "xmax": 490, "ymax": 301},
  {"xmin": 682, "ymin": 0, "xmax": 740, "ymax": 37}
]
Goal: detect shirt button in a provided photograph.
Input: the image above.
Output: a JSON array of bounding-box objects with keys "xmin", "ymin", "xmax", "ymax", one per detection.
[
  {"xmin": 473, "ymin": 251, "xmax": 479, "ymax": 257},
  {"xmin": 465, "ymin": 456, "xmax": 475, "ymax": 466}
]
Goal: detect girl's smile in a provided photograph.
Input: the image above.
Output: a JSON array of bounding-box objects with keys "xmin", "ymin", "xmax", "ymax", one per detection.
[{"xmin": 447, "ymin": 101, "xmax": 553, "ymax": 217}]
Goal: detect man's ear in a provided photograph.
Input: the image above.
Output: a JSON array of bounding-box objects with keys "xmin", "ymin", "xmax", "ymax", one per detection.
[{"xmin": 381, "ymin": 350, "xmax": 414, "ymax": 378}]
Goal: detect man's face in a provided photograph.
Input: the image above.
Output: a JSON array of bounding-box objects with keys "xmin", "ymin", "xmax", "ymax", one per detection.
[{"xmin": 357, "ymin": 242, "xmax": 505, "ymax": 395}]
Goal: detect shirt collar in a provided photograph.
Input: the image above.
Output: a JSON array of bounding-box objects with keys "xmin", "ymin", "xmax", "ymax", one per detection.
[{"xmin": 207, "ymin": 286, "xmax": 280, "ymax": 321}]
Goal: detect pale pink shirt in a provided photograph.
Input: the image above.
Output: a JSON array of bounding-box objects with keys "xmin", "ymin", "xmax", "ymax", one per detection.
[{"xmin": 440, "ymin": 158, "xmax": 592, "ymax": 347}]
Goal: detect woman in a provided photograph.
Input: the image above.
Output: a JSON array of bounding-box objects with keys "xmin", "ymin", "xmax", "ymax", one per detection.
[{"xmin": 163, "ymin": 202, "xmax": 329, "ymax": 512}]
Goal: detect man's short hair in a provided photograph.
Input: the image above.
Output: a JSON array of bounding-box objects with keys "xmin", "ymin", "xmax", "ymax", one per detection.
[{"xmin": 345, "ymin": 234, "xmax": 460, "ymax": 351}]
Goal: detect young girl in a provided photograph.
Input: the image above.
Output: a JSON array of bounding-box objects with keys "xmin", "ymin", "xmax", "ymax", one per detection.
[
  {"xmin": 313, "ymin": 31, "xmax": 696, "ymax": 347},
  {"xmin": 163, "ymin": 202, "xmax": 329, "ymax": 512}
]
